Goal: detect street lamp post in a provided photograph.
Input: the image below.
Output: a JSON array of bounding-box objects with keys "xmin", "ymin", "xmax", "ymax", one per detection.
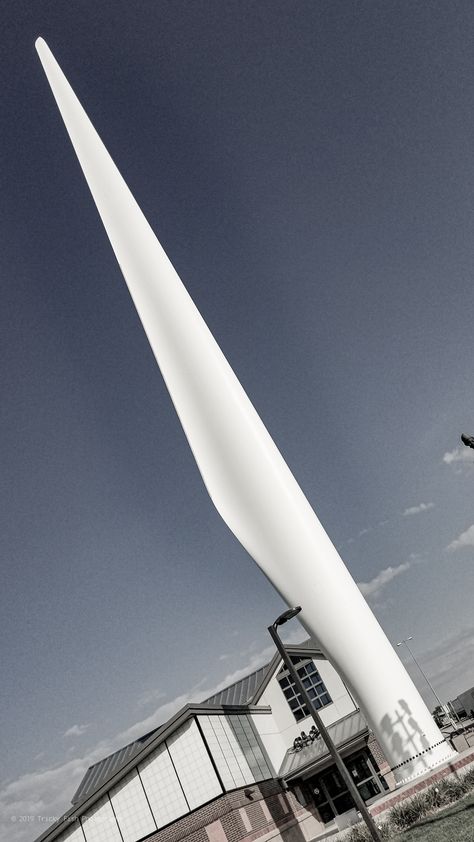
[
  {"xmin": 268, "ymin": 608, "xmax": 383, "ymax": 842},
  {"xmin": 396, "ymin": 637, "xmax": 458, "ymax": 727}
]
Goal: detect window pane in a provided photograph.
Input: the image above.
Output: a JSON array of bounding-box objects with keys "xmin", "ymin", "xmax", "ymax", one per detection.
[
  {"xmin": 333, "ymin": 792, "xmax": 355, "ymax": 814},
  {"xmin": 319, "ymin": 803, "xmax": 336, "ymax": 824},
  {"xmin": 348, "ymin": 755, "xmax": 371, "ymax": 781},
  {"xmin": 324, "ymin": 770, "xmax": 344, "ymax": 796},
  {"xmin": 278, "ymin": 658, "xmax": 331, "ymax": 721},
  {"xmin": 358, "ymin": 780, "xmax": 381, "ymax": 801}
]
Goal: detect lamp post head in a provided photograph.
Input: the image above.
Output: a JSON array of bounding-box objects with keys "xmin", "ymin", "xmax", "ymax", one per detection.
[
  {"xmin": 397, "ymin": 635, "xmax": 413, "ymax": 648},
  {"xmin": 273, "ymin": 606, "xmax": 302, "ymax": 628}
]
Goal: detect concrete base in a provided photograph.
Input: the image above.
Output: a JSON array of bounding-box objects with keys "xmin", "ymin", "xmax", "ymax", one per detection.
[{"xmin": 371, "ymin": 744, "xmax": 474, "ymax": 822}]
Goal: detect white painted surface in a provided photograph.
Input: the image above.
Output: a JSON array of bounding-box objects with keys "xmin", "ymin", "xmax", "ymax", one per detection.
[
  {"xmin": 298, "ymin": 811, "xmax": 325, "ymax": 842},
  {"xmin": 199, "ymin": 714, "xmax": 250, "ymax": 788},
  {"xmin": 167, "ymin": 719, "xmax": 222, "ymax": 810},
  {"xmin": 109, "ymin": 770, "xmax": 156, "ymax": 842},
  {"xmin": 253, "ymin": 658, "xmax": 357, "ymax": 771},
  {"xmin": 36, "ymin": 39, "xmax": 456, "ymax": 783},
  {"xmin": 138, "ymin": 743, "xmax": 188, "ymax": 826},
  {"xmin": 198, "ymin": 712, "xmax": 274, "ymax": 787},
  {"xmin": 81, "ymin": 796, "xmax": 122, "ymax": 842},
  {"xmin": 239, "ymin": 807, "xmax": 252, "ymax": 832}
]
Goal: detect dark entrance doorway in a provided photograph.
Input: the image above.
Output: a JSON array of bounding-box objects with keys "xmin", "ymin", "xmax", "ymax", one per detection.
[{"xmin": 306, "ymin": 749, "xmax": 388, "ymax": 823}]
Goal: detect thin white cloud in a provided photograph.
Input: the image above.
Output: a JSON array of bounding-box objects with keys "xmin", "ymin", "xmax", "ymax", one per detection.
[
  {"xmin": 442, "ymin": 447, "xmax": 474, "ymax": 469},
  {"xmin": 0, "ymin": 755, "xmax": 95, "ymax": 842},
  {"xmin": 341, "ymin": 518, "xmax": 390, "ymax": 547},
  {"xmin": 402, "ymin": 502, "xmax": 434, "ymax": 517},
  {"xmin": 63, "ymin": 723, "xmax": 90, "ymax": 738},
  {"xmin": 358, "ymin": 527, "xmax": 372, "ymax": 538},
  {"xmin": 447, "ymin": 523, "xmax": 474, "ymax": 552},
  {"xmin": 357, "ymin": 562, "xmax": 410, "ymax": 598},
  {"xmin": 136, "ymin": 688, "xmax": 166, "ymax": 710}
]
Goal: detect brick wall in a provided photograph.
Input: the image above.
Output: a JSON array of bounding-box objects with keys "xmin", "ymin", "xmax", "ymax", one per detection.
[
  {"xmin": 366, "ymin": 734, "xmax": 389, "ymax": 771},
  {"xmin": 367, "ymin": 733, "xmax": 396, "ymax": 790},
  {"xmin": 141, "ymin": 779, "xmax": 320, "ymax": 842}
]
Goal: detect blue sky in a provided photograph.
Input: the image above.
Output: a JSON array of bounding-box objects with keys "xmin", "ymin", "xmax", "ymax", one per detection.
[{"xmin": 2, "ymin": 3, "xmax": 474, "ymax": 840}]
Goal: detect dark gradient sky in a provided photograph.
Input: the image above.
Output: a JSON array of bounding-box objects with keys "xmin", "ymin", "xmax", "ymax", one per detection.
[{"xmin": 2, "ymin": 3, "xmax": 474, "ymax": 838}]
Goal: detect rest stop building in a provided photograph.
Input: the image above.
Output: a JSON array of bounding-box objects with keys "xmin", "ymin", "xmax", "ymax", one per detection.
[{"xmin": 34, "ymin": 640, "xmax": 397, "ymax": 842}]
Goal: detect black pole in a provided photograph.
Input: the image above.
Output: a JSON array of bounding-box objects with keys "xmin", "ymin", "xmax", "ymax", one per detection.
[{"xmin": 268, "ymin": 623, "xmax": 382, "ymax": 842}]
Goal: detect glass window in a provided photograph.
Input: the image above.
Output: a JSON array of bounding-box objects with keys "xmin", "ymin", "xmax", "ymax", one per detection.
[
  {"xmin": 358, "ymin": 780, "xmax": 381, "ymax": 801},
  {"xmin": 277, "ymin": 658, "xmax": 332, "ymax": 722},
  {"xmin": 332, "ymin": 792, "xmax": 355, "ymax": 813},
  {"xmin": 347, "ymin": 755, "xmax": 371, "ymax": 781},
  {"xmin": 318, "ymin": 802, "xmax": 336, "ymax": 824}
]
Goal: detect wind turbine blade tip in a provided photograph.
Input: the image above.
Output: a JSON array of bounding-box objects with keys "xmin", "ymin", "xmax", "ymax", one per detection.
[{"xmin": 35, "ymin": 37, "xmax": 49, "ymax": 56}]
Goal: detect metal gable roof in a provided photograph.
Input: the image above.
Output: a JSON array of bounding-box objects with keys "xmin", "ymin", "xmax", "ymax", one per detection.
[
  {"xmin": 71, "ymin": 727, "xmax": 160, "ymax": 805},
  {"xmin": 202, "ymin": 663, "xmax": 271, "ymax": 706},
  {"xmin": 202, "ymin": 638, "xmax": 323, "ymax": 707}
]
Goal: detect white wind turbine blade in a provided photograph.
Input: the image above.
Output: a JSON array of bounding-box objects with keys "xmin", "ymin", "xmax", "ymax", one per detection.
[{"xmin": 36, "ymin": 38, "xmax": 454, "ymax": 783}]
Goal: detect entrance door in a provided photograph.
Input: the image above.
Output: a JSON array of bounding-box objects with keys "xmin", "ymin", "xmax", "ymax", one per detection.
[
  {"xmin": 309, "ymin": 767, "xmax": 355, "ymax": 823},
  {"xmin": 307, "ymin": 749, "xmax": 387, "ymax": 823},
  {"xmin": 320, "ymin": 768, "xmax": 355, "ymax": 816}
]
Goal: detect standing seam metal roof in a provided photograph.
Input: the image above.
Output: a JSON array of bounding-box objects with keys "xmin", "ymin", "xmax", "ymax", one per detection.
[
  {"xmin": 71, "ymin": 728, "xmax": 160, "ymax": 805},
  {"xmin": 201, "ymin": 664, "xmax": 271, "ymax": 706}
]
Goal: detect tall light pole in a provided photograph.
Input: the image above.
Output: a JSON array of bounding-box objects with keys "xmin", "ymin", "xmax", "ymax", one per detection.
[
  {"xmin": 396, "ymin": 637, "xmax": 457, "ymax": 726},
  {"xmin": 268, "ymin": 608, "xmax": 383, "ymax": 842}
]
